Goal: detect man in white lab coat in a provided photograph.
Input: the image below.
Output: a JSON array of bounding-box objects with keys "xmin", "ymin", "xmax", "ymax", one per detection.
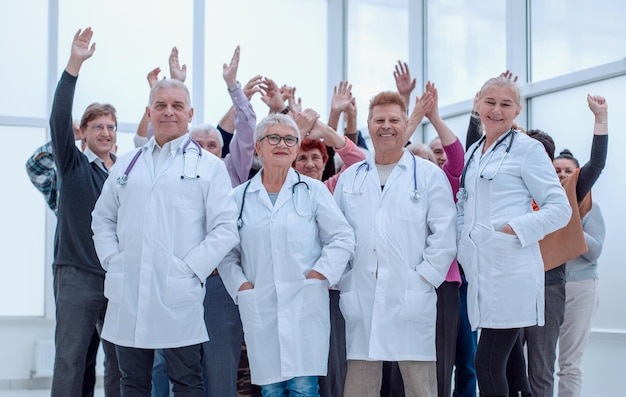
[
  {"xmin": 91, "ymin": 78, "xmax": 239, "ymax": 396},
  {"xmin": 334, "ymin": 91, "xmax": 457, "ymax": 397}
]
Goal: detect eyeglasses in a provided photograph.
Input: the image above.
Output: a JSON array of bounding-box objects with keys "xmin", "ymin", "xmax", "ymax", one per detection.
[
  {"xmin": 90, "ymin": 124, "xmax": 117, "ymax": 132},
  {"xmin": 259, "ymin": 134, "xmax": 299, "ymax": 147}
]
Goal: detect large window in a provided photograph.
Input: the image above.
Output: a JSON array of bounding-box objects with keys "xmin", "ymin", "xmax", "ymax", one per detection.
[
  {"xmin": 529, "ymin": 76, "xmax": 626, "ymax": 330},
  {"xmin": 0, "ymin": 2, "xmax": 48, "ymax": 119},
  {"xmin": 530, "ymin": 0, "xmax": 626, "ymax": 81},
  {"xmin": 0, "ymin": 127, "xmax": 48, "ymax": 316},
  {"xmin": 426, "ymin": 0, "xmax": 506, "ymax": 106},
  {"xmin": 204, "ymin": 0, "xmax": 329, "ymax": 126},
  {"xmin": 347, "ymin": 0, "xmax": 409, "ymax": 131},
  {"xmin": 58, "ymin": 0, "xmax": 194, "ymax": 128}
]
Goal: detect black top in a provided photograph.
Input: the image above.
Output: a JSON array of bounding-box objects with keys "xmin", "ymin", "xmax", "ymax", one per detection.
[{"xmin": 50, "ymin": 71, "xmax": 110, "ymax": 275}]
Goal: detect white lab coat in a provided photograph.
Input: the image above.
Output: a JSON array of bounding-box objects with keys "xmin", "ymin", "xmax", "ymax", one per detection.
[
  {"xmin": 91, "ymin": 134, "xmax": 239, "ymax": 348},
  {"xmin": 334, "ymin": 150, "xmax": 457, "ymax": 361},
  {"xmin": 456, "ymin": 131, "xmax": 571, "ymax": 331},
  {"xmin": 218, "ymin": 168, "xmax": 355, "ymax": 386}
]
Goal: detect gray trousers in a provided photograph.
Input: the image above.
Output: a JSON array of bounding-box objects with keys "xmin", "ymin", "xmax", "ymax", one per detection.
[
  {"xmin": 523, "ymin": 282, "xmax": 566, "ymax": 397},
  {"xmin": 51, "ymin": 265, "xmax": 121, "ymax": 397}
]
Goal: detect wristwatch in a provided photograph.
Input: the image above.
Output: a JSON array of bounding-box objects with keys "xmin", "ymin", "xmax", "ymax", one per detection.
[
  {"xmin": 280, "ymin": 105, "xmax": 291, "ymax": 115},
  {"xmin": 227, "ymin": 81, "xmax": 241, "ymax": 92}
]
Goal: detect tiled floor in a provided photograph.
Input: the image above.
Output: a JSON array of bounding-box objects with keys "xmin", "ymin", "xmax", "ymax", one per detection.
[{"xmin": 0, "ymin": 389, "xmax": 104, "ymax": 396}]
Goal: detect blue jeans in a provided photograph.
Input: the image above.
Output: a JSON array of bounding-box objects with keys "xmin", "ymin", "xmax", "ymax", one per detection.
[
  {"xmin": 51, "ymin": 265, "xmax": 121, "ymax": 397},
  {"xmin": 116, "ymin": 344, "xmax": 204, "ymax": 397},
  {"xmin": 261, "ymin": 376, "xmax": 319, "ymax": 397},
  {"xmin": 202, "ymin": 274, "xmax": 244, "ymax": 397},
  {"xmin": 152, "ymin": 349, "xmax": 172, "ymax": 397},
  {"xmin": 454, "ymin": 272, "xmax": 477, "ymax": 397}
]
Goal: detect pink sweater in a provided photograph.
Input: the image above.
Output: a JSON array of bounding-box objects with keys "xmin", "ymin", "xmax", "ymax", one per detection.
[
  {"xmin": 324, "ymin": 138, "xmax": 366, "ymax": 194},
  {"xmin": 442, "ymin": 139, "xmax": 464, "ymax": 285}
]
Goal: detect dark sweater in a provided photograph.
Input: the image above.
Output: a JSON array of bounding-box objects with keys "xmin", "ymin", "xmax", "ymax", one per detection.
[{"xmin": 50, "ymin": 71, "xmax": 110, "ymax": 275}]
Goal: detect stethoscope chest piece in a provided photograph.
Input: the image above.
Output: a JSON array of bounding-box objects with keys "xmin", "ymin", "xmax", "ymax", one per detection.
[
  {"xmin": 456, "ymin": 188, "xmax": 468, "ymax": 201},
  {"xmin": 410, "ymin": 190, "xmax": 421, "ymax": 202},
  {"xmin": 117, "ymin": 175, "xmax": 128, "ymax": 186}
]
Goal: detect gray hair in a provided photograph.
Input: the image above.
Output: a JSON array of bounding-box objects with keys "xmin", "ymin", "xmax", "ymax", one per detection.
[
  {"xmin": 406, "ymin": 143, "xmax": 437, "ymax": 164},
  {"xmin": 190, "ymin": 123, "xmax": 222, "ymax": 146},
  {"xmin": 149, "ymin": 79, "xmax": 192, "ymax": 107},
  {"xmin": 254, "ymin": 114, "xmax": 301, "ymax": 145}
]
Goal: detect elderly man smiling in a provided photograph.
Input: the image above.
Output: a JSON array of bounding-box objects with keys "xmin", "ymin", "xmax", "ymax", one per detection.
[{"xmin": 92, "ymin": 74, "xmax": 239, "ymax": 395}]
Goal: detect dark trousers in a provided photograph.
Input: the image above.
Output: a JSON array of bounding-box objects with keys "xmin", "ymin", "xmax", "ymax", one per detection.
[
  {"xmin": 116, "ymin": 344, "xmax": 204, "ymax": 397},
  {"xmin": 319, "ymin": 289, "xmax": 347, "ymax": 397},
  {"xmin": 475, "ymin": 328, "xmax": 529, "ymax": 397},
  {"xmin": 454, "ymin": 272, "xmax": 477, "ymax": 397},
  {"xmin": 436, "ymin": 281, "xmax": 460, "ymax": 397},
  {"xmin": 202, "ymin": 275, "xmax": 244, "ymax": 397},
  {"xmin": 51, "ymin": 266, "xmax": 121, "ymax": 397},
  {"xmin": 523, "ymin": 282, "xmax": 566, "ymax": 397}
]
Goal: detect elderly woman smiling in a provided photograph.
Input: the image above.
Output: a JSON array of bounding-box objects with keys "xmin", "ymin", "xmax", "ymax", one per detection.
[{"xmin": 218, "ymin": 114, "xmax": 355, "ymax": 397}]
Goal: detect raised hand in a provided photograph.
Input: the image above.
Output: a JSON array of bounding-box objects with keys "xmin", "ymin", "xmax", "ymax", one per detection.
[
  {"xmin": 394, "ymin": 61, "xmax": 416, "ymax": 105},
  {"xmin": 243, "ymin": 74, "xmax": 263, "ymax": 100},
  {"xmin": 406, "ymin": 89, "xmax": 433, "ymax": 137},
  {"xmin": 587, "ymin": 94, "xmax": 607, "ymax": 116},
  {"xmin": 169, "ymin": 47, "xmax": 187, "ymax": 82},
  {"xmin": 223, "ymin": 46, "xmax": 240, "ymax": 87},
  {"xmin": 293, "ymin": 108, "xmax": 320, "ymax": 139},
  {"xmin": 499, "ymin": 70, "xmax": 518, "ymax": 82},
  {"xmin": 286, "ymin": 86, "xmax": 303, "ymax": 113},
  {"xmin": 423, "ymin": 81, "xmax": 439, "ymax": 120},
  {"xmin": 330, "ymin": 81, "xmax": 353, "ymax": 114},
  {"xmin": 66, "ymin": 27, "xmax": 96, "ymax": 76},
  {"xmin": 260, "ymin": 78, "xmax": 286, "ymax": 113},
  {"xmin": 147, "ymin": 67, "xmax": 161, "ymax": 89}
]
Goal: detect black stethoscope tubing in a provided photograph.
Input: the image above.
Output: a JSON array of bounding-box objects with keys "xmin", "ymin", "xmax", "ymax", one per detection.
[{"xmin": 458, "ymin": 129, "xmax": 516, "ymax": 194}]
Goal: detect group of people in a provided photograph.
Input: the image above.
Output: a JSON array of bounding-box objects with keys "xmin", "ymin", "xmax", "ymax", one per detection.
[{"xmin": 26, "ymin": 26, "xmax": 608, "ymax": 397}]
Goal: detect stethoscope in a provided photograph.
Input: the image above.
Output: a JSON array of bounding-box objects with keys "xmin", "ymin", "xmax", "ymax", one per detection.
[
  {"xmin": 237, "ymin": 171, "xmax": 312, "ymax": 229},
  {"xmin": 457, "ymin": 129, "xmax": 516, "ymax": 201},
  {"xmin": 348, "ymin": 150, "xmax": 421, "ymax": 202},
  {"xmin": 117, "ymin": 137, "xmax": 201, "ymax": 186}
]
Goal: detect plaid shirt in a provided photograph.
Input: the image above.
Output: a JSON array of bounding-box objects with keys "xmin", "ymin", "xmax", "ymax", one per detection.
[{"xmin": 25, "ymin": 141, "xmax": 58, "ymax": 214}]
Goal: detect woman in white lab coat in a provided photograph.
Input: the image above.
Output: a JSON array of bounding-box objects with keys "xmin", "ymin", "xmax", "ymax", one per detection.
[
  {"xmin": 218, "ymin": 114, "xmax": 355, "ymax": 397},
  {"xmin": 456, "ymin": 76, "xmax": 571, "ymax": 397}
]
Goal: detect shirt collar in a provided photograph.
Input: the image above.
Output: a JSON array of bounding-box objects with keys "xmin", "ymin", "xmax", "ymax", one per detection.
[
  {"xmin": 83, "ymin": 146, "xmax": 116, "ymax": 172},
  {"xmin": 147, "ymin": 132, "xmax": 189, "ymax": 155}
]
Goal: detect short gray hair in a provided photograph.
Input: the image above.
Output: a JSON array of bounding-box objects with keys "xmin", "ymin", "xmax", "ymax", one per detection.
[
  {"xmin": 190, "ymin": 123, "xmax": 222, "ymax": 146},
  {"xmin": 254, "ymin": 114, "xmax": 300, "ymax": 145},
  {"xmin": 149, "ymin": 79, "xmax": 191, "ymax": 107}
]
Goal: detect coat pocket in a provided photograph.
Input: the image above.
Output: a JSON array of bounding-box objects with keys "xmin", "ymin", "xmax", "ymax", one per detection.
[
  {"xmin": 237, "ymin": 288, "xmax": 263, "ymax": 333},
  {"xmin": 103, "ymin": 252, "xmax": 124, "ymax": 304},
  {"xmin": 300, "ymin": 279, "xmax": 330, "ymax": 320},
  {"xmin": 400, "ymin": 270, "xmax": 435, "ymax": 323},
  {"xmin": 163, "ymin": 256, "xmax": 204, "ymax": 307},
  {"xmin": 339, "ymin": 290, "xmax": 361, "ymax": 324}
]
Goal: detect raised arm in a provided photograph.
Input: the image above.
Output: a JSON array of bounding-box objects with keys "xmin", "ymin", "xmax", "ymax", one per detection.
[
  {"xmin": 222, "ymin": 46, "xmax": 258, "ymax": 186},
  {"xmin": 328, "ymin": 81, "xmax": 353, "ymax": 130},
  {"xmin": 260, "ymin": 78, "xmax": 288, "ymax": 114},
  {"xmin": 394, "ymin": 61, "xmax": 416, "ymax": 109},
  {"xmin": 52, "ymin": 28, "xmax": 95, "ymax": 172},
  {"xmin": 576, "ymin": 95, "xmax": 608, "ymax": 201},
  {"xmin": 424, "ymin": 82, "xmax": 456, "ymax": 146},
  {"xmin": 218, "ymin": 74, "xmax": 263, "ymax": 134},
  {"xmin": 405, "ymin": 89, "xmax": 433, "ymax": 138}
]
